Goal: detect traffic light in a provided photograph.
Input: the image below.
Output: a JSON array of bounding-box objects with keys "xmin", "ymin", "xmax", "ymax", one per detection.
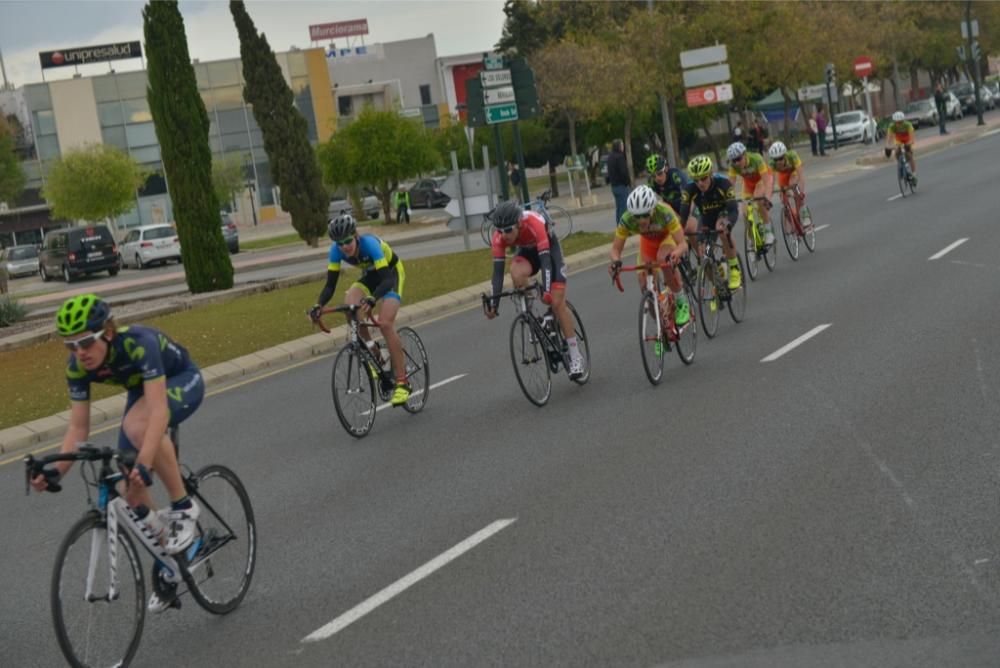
[
  {"xmin": 957, "ymin": 45, "xmax": 967, "ymax": 61},
  {"xmin": 464, "ymin": 77, "xmax": 486, "ymax": 128},
  {"xmin": 972, "ymin": 41, "xmax": 982, "ymax": 60},
  {"xmin": 825, "ymin": 63, "xmax": 836, "ymax": 85}
]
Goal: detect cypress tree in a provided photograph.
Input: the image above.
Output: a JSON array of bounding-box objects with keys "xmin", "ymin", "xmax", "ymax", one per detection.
[
  {"xmin": 230, "ymin": 0, "xmax": 329, "ymax": 246},
  {"xmin": 144, "ymin": 0, "xmax": 234, "ymax": 292}
]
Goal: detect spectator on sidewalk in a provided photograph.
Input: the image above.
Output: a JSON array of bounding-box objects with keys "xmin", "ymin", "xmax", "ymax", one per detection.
[
  {"xmin": 608, "ymin": 139, "xmax": 631, "ymax": 225},
  {"xmin": 393, "ymin": 188, "xmax": 411, "ymax": 225},
  {"xmin": 733, "ymin": 120, "xmax": 744, "ymax": 144},
  {"xmin": 934, "ymin": 82, "xmax": 949, "ymax": 136},
  {"xmin": 750, "ymin": 119, "xmax": 769, "ymax": 153},
  {"xmin": 509, "ymin": 161, "xmax": 522, "ymax": 202},
  {"xmin": 816, "ymin": 106, "xmax": 829, "ymax": 156},
  {"xmin": 807, "ymin": 113, "xmax": 819, "ymax": 156}
]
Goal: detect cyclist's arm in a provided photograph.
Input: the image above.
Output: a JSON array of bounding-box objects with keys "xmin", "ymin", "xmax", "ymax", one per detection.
[
  {"xmin": 316, "ymin": 269, "xmax": 340, "ymax": 307},
  {"xmin": 44, "ymin": 402, "xmax": 90, "ymax": 485},
  {"xmin": 610, "ymin": 234, "xmax": 627, "ymax": 263},
  {"xmin": 136, "ymin": 377, "xmax": 170, "ymax": 472}
]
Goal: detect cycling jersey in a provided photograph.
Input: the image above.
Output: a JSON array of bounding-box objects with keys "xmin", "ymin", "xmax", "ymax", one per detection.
[
  {"xmin": 888, "ymin": 121, "xmax": 915, "ymax": 145},
  {"xmin": 490, "ymin": 210, "xmax": 563, "ymax": 300},
  {"xmin": 318, "ymin": 234, "xmax": 403, "ymax": 305},
  {"xmin": 769, "ymin": 149, "xmax": 802, "ymax": 174},
  {"xmin": 679, "ymin": 174, "xmax": 739, "ymax": 229},
  {"xmin": 647, "ymin": 168, "xmax": 688, "ymax": 212},
  {"xmin": 727, "ymin": 152, "xmax": 769, "ymax": 189},
  {"xmin": 328, "ymin": 234, "xmax": 398, "ymax": 273},
  {"xmin": 616, "ymin": 202, "xmax": 682, "ymax": 241}
]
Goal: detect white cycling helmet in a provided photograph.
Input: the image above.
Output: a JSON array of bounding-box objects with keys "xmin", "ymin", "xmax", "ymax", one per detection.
[
  {"xmin": 626, "ymin": 185, "xmax": 657, "ymax": 216},
  {"xmin": 727, "ymin": 142, "xmax": 747, "ymax": 161},
  {"xmin": 768, "ymin": 141, "xmax": 787, "ymax": 159},
  {"xmin": 892, "ymin": 111, "xmax": 905, "ymax": 122}
]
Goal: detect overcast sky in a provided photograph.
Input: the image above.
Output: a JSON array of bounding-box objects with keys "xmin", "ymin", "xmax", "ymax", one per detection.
[{"xmin": 0, "ymin": 0, "xmax": 508, "ymax": 87}]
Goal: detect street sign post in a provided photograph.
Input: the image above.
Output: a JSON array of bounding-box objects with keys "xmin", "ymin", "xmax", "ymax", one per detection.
[
  {"xmin": 680, "ymin": 43, "xmax": 732, "ymax": 157},
  {"xmin": 483, "ymin": 86, "xmax": 516, "ymax": 105},
  {"xmin": 853, "ymin": 55, "xmax": 873, "ymax": 78}
]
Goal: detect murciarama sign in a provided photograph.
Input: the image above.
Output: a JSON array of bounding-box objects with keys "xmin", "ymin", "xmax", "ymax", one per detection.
[
  {"xmin": 309, "ymin": 19, "xmax": 369, "ymax": 41},
  {"xmin": 39, "ymin": 41, "xmax": 142, "ymax": 69}
]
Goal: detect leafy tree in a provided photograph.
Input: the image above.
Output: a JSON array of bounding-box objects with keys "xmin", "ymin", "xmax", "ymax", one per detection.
[
  {"xmin": 317, "ymin": 106, "xmax": 439, "ymax": 222},
  {"xmin": 0, "ymin": 114, "xmax": 25, "ymax": 208},
  {"xmin": 231, "ymin": 0, "xmax": 329, "ymax": 246},
  {"xmin": 42, "ymin": 144, "xmax": 147, "ymax": 225},
  {"xmin": 145, "ymin": 0, "xmax": 234, "ymax": 292},
  {"xmin": 212, "ymin": 153, "xmax": 246, "ymax": 209}
]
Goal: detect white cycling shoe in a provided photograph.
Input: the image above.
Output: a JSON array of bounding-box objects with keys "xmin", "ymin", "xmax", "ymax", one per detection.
[
  {"xmin": 568, "ymin": 356, "xmax": 586, "ymax": 379},
  {"xmin": 162, "ymin": 500, "xmax": 201, "ymax": 555}
]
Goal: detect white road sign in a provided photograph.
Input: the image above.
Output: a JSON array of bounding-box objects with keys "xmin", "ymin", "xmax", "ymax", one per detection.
[
  {"xmin": 480, "ymin": 69, "xmax": 512, "ymax": 87},
  {"xmin": 483, "ymin": 86, "xmax": 516, "ymax": 105},
  {"xmin": 680, "ymin": 44, "xmax": 728, "ymax": 69}
]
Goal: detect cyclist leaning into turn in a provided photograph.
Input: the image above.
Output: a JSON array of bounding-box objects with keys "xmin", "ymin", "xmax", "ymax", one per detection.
[
  {"xmin": 884, "ymin": 110, "xmax": 917, "ymax": 185},
  {"xmin": 727, "ymin": 141, "xmax": 775, "ymax": 246},
  {"xmin": 679, "ymin": 154, "xmax": 743, "ymax": 290},
  {"xmin": 645, "ymin": 154, "xmax": 688, "ymax": 215},
  {"xmin": 30, "ymin": 293, "xmax": 205, "ymax": 612},
  {"xmin": 484, "ymin": 200, "xmax": 587, "ymax": 378},
  {"xmin": 309, "ymin": 213, "xmax": 411, "ymax": 406},
  {"xmin": 609, "ymin": 185, "xmax": 691, "ymax": 327},
  {"xmin": 767, "ymin": 141, "xmax": 807, "ymax": 223}
]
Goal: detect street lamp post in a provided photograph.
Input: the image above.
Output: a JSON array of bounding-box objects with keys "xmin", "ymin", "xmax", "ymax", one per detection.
[{"xmin": 244, "ymin": 157, "xmax": 258, "ymax": 227}]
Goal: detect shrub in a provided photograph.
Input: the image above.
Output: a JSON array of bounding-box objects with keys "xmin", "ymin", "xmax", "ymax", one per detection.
[{"xmin": 0, "ymin": 294, "xmax": 27, "ymax": 327}]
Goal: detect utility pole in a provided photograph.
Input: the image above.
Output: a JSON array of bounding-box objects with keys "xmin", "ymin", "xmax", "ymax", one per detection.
[
  {"xmin": 648, "ymin": 0, "xmax": 677, "ymax": 167},
  {"xmin": 965, "ymin": 1, "xmax": 985, "ymax": 126}
]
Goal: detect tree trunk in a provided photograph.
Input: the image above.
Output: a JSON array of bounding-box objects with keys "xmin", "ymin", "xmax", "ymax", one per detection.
[
  {"xmin": 548, "ymin": 163, "xmax": 559, "ymax": 198},
  {"xmin": 909, "ymin": 65, "xmax": 920, "ymax": 101},
  {"xmin": 623, "ymin": 112, "xmax": 634, "ymax": 185},
  {"xmin": 891, "ymin": 53, "xmax": 902, "ymax": 110}
]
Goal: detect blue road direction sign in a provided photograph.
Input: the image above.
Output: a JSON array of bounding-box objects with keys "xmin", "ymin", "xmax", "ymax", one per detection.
[{"xmin": 486, "ymin": 103, "xmax": 518, "ymax": 124}]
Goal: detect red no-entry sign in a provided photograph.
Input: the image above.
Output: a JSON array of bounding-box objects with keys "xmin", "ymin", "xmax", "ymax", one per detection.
[{"xmin": 854, "ymin": 56, "xmax": 873, "ymax": 78}]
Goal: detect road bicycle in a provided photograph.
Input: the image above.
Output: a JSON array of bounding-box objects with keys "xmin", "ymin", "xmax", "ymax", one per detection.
[
  {"xmin": 777, "ymin": 185, "xmax": 816, "ymax": 260},
  {"xmin": 314, "ymin": 304, "xmax": 430, "ymax": 438},
  {"xmin": 25, "ymin": 431, "xmax": 256, "ymax": 668},
  {"xmin": 692, "ymin": 226, "xmax": 747, "ymax": 339},
  {"xmin": 742, "ymin": 196, "xmax": 777, "ymax": 281},
  {"xmin": 480, "ymin": 190, "xmax": 574, "ymax": 246},
  {"xmin": 893, "ymin": 145, "xmax": 917, "ymax": 198},
  {"xmin": 612, "ymin": 258, "xmax": 696, "ymax": 385},
  {"xmin": 481, "ymin": 283, "xmax": 590, "ymax": 406}
]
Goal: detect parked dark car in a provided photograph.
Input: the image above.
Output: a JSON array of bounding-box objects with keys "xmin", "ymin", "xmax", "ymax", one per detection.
[
  {"xmin": 1, "ymin": 244, "xmax": 40, "ymax": 278},
  {"xmin": 220, "ymin": 213, "xmax": 240, "ymax": 254},
  {"xmin": 408, "ymin": 178, "xmax": 450, "ymax": 209},
  {"xmin": 949, "ymin": 82, "xmax": 977, "ymax": 113},
  {"xmin": 39, "ymin": 224, "xmax": 120, "ymax": 283},
  {"xmin": 903, "ymin": 99, "xmax": 938, "ymax": 128}
]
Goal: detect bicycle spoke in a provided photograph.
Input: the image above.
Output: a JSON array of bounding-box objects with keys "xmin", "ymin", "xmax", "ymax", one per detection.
[
  {"xmin": 509, "ymin": 314, "xmax": 551, "ymax": 406},
  {"xmin": 399, "ymin": 327, "xmax": 430, "ymax": 413},
  {"xmin": 331, "ymin": 346, "xmax": 377, "ymax": 437}
]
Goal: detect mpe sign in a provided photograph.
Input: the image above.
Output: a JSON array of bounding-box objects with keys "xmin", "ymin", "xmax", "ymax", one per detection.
[{"xmin": 39, "ymin": 41, "xmax": 142, "ymax": 69}]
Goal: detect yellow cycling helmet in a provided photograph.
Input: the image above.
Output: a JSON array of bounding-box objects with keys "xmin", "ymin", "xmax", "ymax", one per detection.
[{"xmin": 687, "ymin": 155, "xmax": 714, "ymax": 179}]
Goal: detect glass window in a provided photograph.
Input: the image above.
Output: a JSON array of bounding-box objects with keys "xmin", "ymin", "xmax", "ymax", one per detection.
[
  {"xmin": 101, "ymin": 126, "xmax": 128, "ymax": 150},
  {"xmin": 24, "ymin": 84, "xmax": 52, "ymax": 111},
  {"xmin": 287, "ymin": 52, "xmax": 307, "ymax": 78},
  {"xmin": 122, "ymin": 98, "xmax": 152, "ymax": 123},
  {"xmin": 92, "ymin": 76, "xmax": 119, "ymax": 102},
  {"xmin": 115, "ymin": 72, "xmax": 148, "ymax": 99},
  {"xmin": 254, "ymin": 161, "xmax": 274, "ymax": 205},
  {"xmin": 36, "ymin": 134, "xmax": 60, "ymax": 160},
  {"xmin": 221, "ymin": 131, "xmax": 251, "ymax": 151},
  {"xmin": 217, "ymin": 108, "xmax": 246, "ymax": 134},
  {"xmin": 98, "ymin": 101, "xmax": 124, "ymax": 127},
  {"xmin": 33, "ymin": 109, "xmax": 57, "ymax": 136},
  {"xmin": 420, "ymin": 84, "xmax": 432, "ymax": 106},
  {"xmin": 338, "ymin": 96, "xmax": 352, "ymax": 117},
  {"xmin": 143, "ymin": 226, "xmax": 174, "ymax": 240},
  {"xmin": 211, "ymin": 85, "xmax": 244, "ymax": 110},
  {"xmin": 130, "ymin": 145, "xmax": 161, "ymax": 163},
  {"xmin": 206, "ymin": 60, "xmax": 241, "ymax": 87},
  {"xmin": 126, "ymin": 123, "xmax": 158, "ymax": 147},
  {"xmin": 124, "ymin": 230, "xmax": 138, "ymax": 243}
]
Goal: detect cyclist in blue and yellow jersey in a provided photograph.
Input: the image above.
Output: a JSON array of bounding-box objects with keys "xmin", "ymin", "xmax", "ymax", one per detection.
[
  {"xmin": 645, "ymin": 154, "xmax": 688, "ymax": 215},
  {"xmin": 31, "ymin": 293, "xmax": 205, "ymax": 612},
  {"xmin": 309, "ymin": 213, "xmax": 411, "ymax": 405},
  {"xmin": 609, "ymin": 185, "xmax": 691, "ymax": 327},
  {"xmin": 727, "ymin": 141, "xmax": 775, "ymax": 245},
  {"xmin": 680, "ymin": 154, "xmax": 743, "ymax": 290},
  {"xmin": 884, "ymin": 110, "xmax": 917, "ymax": 185}
]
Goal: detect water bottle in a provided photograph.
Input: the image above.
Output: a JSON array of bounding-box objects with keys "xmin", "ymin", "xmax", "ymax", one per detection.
[{"xmin": 135, "ymin": 504, "xmax": 165, "ymax": 545}]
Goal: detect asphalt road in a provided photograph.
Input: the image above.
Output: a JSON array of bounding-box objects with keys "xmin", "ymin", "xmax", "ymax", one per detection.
[{"xmin": 3, "ymin": 130, "xmax": 1000, "ymax": 667}]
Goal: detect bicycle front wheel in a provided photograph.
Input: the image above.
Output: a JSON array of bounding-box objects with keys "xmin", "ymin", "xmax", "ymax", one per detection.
[
  {"xmin": 728, "ymin": 255, "xmax": 748, "ymax": 323},
  {"xmin": 182, "ymin": 464, "xmax": 257, "ymax": 615},
  {"xmin": 698, "ymin": 259, "xmax": 721, "ymax": 339},
  {"xmin": 763, "ymin": 218, "xmax": 777, "ymax": 272},
  {"xmin": 781, "ymin": 206, "xmax": 800, "ymax": 261},
  {"xmin": 638, "ymin": 293, "xmax": 665, "ymax": 385},
  {"xmin": 801, "ymin": 205, "xmax": 817, "ymax": 252},
  {"xmin": 547, "ymin": 205, "xmax": 574, "ymax": 241},
  {"xmin": 52, "ymin": 512, "xmax": 145, "ymax": 668},
  {"xmin": 564, "ymin": 301, "xmax": 590, "ymax": 385},
  {"xmin": 743, "ymin": 219, "xmax": 760, "ymax": 281},
  {"xmin": 331, "ymin": 345, "xmax": 377, "ymax": 437},
  {"xmin": 897, "ymin": 161, "xmax": 908, "ymax": 198},
  {"xmin": 509, "ymin": 313, "xmax": 551, "ymax": 406},
  {"xmin": 398, "ymin": 327, "xmax": 430, "ymax": 413}
]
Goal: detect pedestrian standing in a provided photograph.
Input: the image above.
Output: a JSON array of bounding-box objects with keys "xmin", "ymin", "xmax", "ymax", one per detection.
[
  {"xmin": 607, "ymin": 139, "xmax": 631, "ymax": 225},
  {"xmin": 816, "ymin": 106, "xmax": 828, "ymax": 156},
  {"xmin": 509, "ymin": 161, "xmax": 522, "ymax": 202},
  {"xmin": 394, "ymin": 188, "xmax": 411, "ymax": 225},
  {"xmin": 733, "ymin": 120, "xmax": 744, "ymax": 144},
  {"xmin": 934, "ymin": 82, "xmax": 949, "ymax": 135},
  {"xmin": 808, "ymin": 113, "xmax": 819, "ymax": 156}
]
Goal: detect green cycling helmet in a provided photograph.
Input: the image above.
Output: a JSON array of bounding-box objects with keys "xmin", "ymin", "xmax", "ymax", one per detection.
[
  {"xmin": 645, "ymin": 155, "xmax": 666, "ymax": 174},
  {"xmin": 687, "ymin": 154, "xmax": 714, "ymax": 180},
  {"xmin": 56, "ymin": 293, "xmax": 111, "ymax": 336}
]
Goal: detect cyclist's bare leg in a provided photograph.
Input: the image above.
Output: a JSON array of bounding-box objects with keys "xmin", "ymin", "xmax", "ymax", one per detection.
[
  {"xmin": 685, "ymin": 217, "xmax": 702, "ymax": 258},
  {"xmin": 717, "ymin": 219, "xmax": 737, "ymax": 259},
  {"xmin": 121, "ymin": 397, "xmax": 184, "ymax": 507},
  {"xmin": 510, "ymin": 256, "xmax": 533, "ymax": 290},
  {"xmin": 907, "ymin": 146, "xmax": 916, "ymax": 174},
  {"xmin": 656, "ymin": 244, "xmax": 682, "ymax": 292},
  {"xmin": 549, "ymin": 286, "xmax": 575, "ymax": 339},
  {"xmin": 753, "ymin": 182, "xmax": 771, "ymax": 227},
  {"xmin": 376, "ymin": 297, "xmax": 406, "ymax": 383},
  {"xmin": 344, "ymin": 285, "xmax": 370, "ymax": 345}
]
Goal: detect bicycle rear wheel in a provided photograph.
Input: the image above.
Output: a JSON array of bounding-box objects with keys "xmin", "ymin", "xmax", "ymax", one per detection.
[
  {"xmin": 547, "ymin": 205, "xmax": 574, "ymax": 241},
  {"xmin": 480, "ymin": 218, "xmax": 493, "ymax": 247},
  {"xmin": 182, "ymin": 464, "xmax": 256, "ymax": 615},
  {"xmin": 743, "ymin": 219, "xmax": 760, "ymax": 281},
  {"xmin": 52, "ymin": 512, "xmax": 145, "ymax": 668},
  {"xmin": 728, "ymin": 255, "xmax": 748, "ymax": 323},
  {"xmin": 698, "ymin": 259, "xmax": 721, "ymax": 339},
  {"xmin": 509, "ymin": 313, "xmax": 551, "ymax": 406},
  {"xmin": 564, "ymin": 301, "xmax": 590, "ymax": 385},
  {"xmin": 398, "ymin": 327, "xmax": 430, "ymax": 413},
  {"xmin": 782, "ymin": 206, "xmax": 800, "ymax": 261},
  {"xmin": 801, "ymin": 205, "xmax": 817, "ymax": 252},
  {"xmin": 897, "ymin": 161, "xmax": 908, "ymax": 198},
  {"xmin": 331, "ymin": 345, "xmax": 377, "ymax": 437},
  {"xmin": 675, "ymin": 286, "xmax": 697, "ymax": 366},
  {"xmin": 638, "ymin": 293, "xmax": 665, "ymax": 385}
]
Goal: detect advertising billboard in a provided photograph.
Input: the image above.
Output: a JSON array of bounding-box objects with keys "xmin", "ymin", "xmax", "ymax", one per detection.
[{"xmin": 39, "ymin": 41, "xmax": 142, "ymax": 69}]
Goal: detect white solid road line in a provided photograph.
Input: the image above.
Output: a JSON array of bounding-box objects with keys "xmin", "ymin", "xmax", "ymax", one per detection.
[
  {"xmin": 813, "ymin": 224, "xmax": 830, "ymax": 232},
  {"xmin": 929, "ymin": 237, "xmax": 969, "ymax": 261},
  {"xmin": 761, "ymin": 324, "xmax": 832, "ymax": 363},
  {"xmin": 886, "ymin": 194, "xmax": 903, "ymax": 202},
  {"xmin": 374, "ymin": 373, "xmax": 467, "ymax": 413},
  {"xmin": 302, "ymin": 518, "xmax": 517, "ymax": 643}
]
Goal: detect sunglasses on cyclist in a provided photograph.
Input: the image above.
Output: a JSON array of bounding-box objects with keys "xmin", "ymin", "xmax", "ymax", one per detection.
[
  {"xmin": 63, "ymin": 331, "xmax": 103, "ymax": 351},
  {"xmin": 497, "ymin": 225, "xmax": 518, "ymax": 234},
  {"xmin": 337, "ymin": 235, "xmax": 356, "ymax": 246}
]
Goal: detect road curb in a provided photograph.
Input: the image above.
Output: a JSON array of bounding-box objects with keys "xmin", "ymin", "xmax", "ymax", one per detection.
[{"xmin": 0, "ymin": 240, "xmax": 621, "ymax": 457}]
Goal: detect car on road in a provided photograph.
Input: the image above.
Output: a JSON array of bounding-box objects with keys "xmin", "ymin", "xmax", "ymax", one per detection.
[
  {"xmin": 407, "ymin": 178, "xmax": 450, "ymax": 209},
  {"xmin": 220, "ymin": 212, "xmax": 240, "ymax": 254},
  {"xmin": 825, "ymin": 110, "xmax": 878, "ymax": 144},
  {"xmin": 119, "ymin": 224, "xmax": 181, "ymax": 269},
  {"xmin": 39, "ymin": 224, "xmax": 120, "ymax": 282},
  {"xmin": 1, "ymin": 244, "xmax": 40, "ymax": 278},
  {"xmin": 328, "ymin": 188, "xmax": 380, "ymax": 220},
  {"xmin": 903, "ymin": 98, "xmax": 938, "ymax": 128}
]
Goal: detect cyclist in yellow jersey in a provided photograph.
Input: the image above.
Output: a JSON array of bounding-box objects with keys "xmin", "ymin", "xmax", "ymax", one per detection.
[
  {"xmin": 768, "ymin": 141, "xmax": 807, "ymax": 223},
  {"xmin": 727, "ymin": 141, "xmax": 775, "ymax": 245},
  {"xmin": 609, "ymin": 185, "xmax": 690, "ymax": 327},
  {"xmin": 884, "ymin": 111, "xmax": 917, "ymax": 185}
]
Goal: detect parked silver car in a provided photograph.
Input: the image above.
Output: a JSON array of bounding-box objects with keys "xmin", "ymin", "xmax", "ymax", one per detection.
[
  {"xmin": 1, "ymin": 244, "xmax": 40, "ymax": 278},
  {"xmin": 328, "ymin": 188, "xmax": 380, "ymax": 220},
  {"xmin": 220, "ymin": 213, "xmax": 240, "ymax": 254},
  {"xmin": 119, "ymin": 224, "xmax": 181, "ymax": 269},
  {"xmin": 904, "ymin": 99, "xmax": 938, "ymax": 128},
  {"xmin": 825, "ymin": 110, "xmax": 878, "ymax": 144}
]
